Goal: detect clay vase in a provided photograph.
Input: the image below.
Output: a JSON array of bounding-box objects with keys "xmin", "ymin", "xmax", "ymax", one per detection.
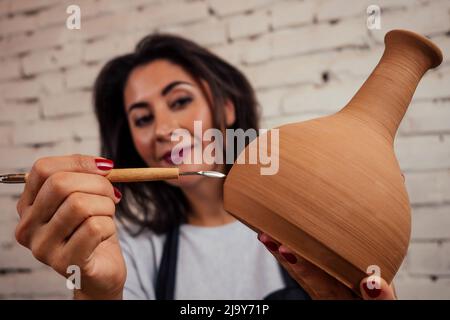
[{"xmin": 223, "ymin": 30, "xmax": 443, "ymax": 298}]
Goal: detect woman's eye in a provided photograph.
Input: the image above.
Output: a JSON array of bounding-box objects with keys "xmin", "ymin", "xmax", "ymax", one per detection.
[
  {"xmin": 171, "ymin": 96, "xmax": 192, "ymax": 109},
  {"xmin": 134, "ymin": 114, "xmax": 153, "ymax": 127}
]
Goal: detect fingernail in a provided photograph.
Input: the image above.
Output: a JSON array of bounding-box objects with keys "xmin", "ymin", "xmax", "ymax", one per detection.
[
  {"xmin": 281, "ymin": 252, "xmax": 297, "ymax": 264},
  {"xmin": 95, "ymin": 158, "xmax": 114, "ymax": 171},
  {"xmin": 262, "ymin": 240, "xmax": 279, "ymax": 252},
  {"xmin": 113, "ymin": 187, "xmax": 122, "ymax": 200},
  {"xmin": 362, "ymin": 282, "xmax": 381, "ymax": 298}
]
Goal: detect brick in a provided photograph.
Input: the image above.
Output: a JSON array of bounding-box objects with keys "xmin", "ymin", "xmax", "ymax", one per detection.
[
  {"xmin": 12, "ymin": 120, "xmax": 68, "ymax": 146},
  {"xmin": 0, "ymin": 242, "xmax": 44, "ymax": 269},
  {"xmin": 327, "ymin": 47, "xmax": 383, "ymax": 79},
  {"xmin": 69, "ymin": 139, "xmax": 100, "ymax": 156},
  {"xmin": 136, "ymin": 1, "xmax": 209, "ymax": 30},
  {"xmin": 37, "ymin": 72, "xmax": 65, "ymax": 95},
  {"xmin": 241, "ymin": 55, "xmax": 323, "ymax": 89},
  {"xmin": 395, "ymin": 135, "xmax": 450, "ymax": 170},
  {"xmin": 240, "ymin": 37, "xmax": 272, "ymax": 64},
  {"xmin": 211, "ymin": 38, "xmax": 272, "ymax": 65},
  {"xmin": 22, "ymin": 44, "xmax": 82, "ymax": 76},
  {"xmin": 0, "ymin": 196, "xmax": 19, "ymax": 223},
  {"xmin": 0, "ymin": 146, "xmax": 52, "ymax": 170},
  {"xmin": 272, "ymin": 18, "xmax": 368, "ymax": 58},
  {"xmin": 415, "ymin": 68, "xmax": 450, "ymax": 100},
  {"xmin": 282, "ymin": 79, "xmax": 363, "ymax": 115},
  {"xmin": 227, "ymin": 11, "xmax": 269, "ymax": 40},
  {"xmin": 83, "ymin": 35, "xmax": 135, "ymax": 63},
  {"xmin": 0, "ymin": 266, "xmax": 71, "ymax": 298},
  {"xmin": 0, "ymin": 14, "xmax": 37, "ymax": 36},
  {"xmin": 369, "ymin": 2, "xmax": 450, "ymax": 43},
  {"xmin": 395, "ymin": 258, "xmax": 409, "ymax": 282},
  {"xmin": 0, "ymin": 213, "xmax": 18, "ymax": 244},
  {"xmin": 0, "ymin": 1, "xmax": 8, "ymax": 16},
  {"xmin": 210, "ymin": 43, "xmax": 242, "ymax": 66},
  {"xmin": 0, "ymin": 183, "xmax": 24, "ymax": 197},
  {"xmin": 257, "ymin": 88, "xmax": 288, "ymax": 118},
  {"xmin": 0, "ymin": 58, "xmax": 22, "ymax": 81},
  {"xmin": 41, "ymin": 91, "xmax": 92, "ymax": 117},
  {"xmin": 432, "ymin": 35, "xmax": 450, "ymax": 65},
  {"xmin": 315, "ymin": 0, "xmax": 369, "ymax": 22},
  {"xmin": 399, "ymin": 100, "xmax": 450, "ymax": 134},
  {"xmin": 376, "ymin": 0, "xmax": 424, "ymax": 9},
  {"xmin": 0, "ymin": 79, "xmax": 41, "ymax": 100},
  {"xmin": 13, "ymin": 114, "xmax": 99, "ymax": 146},
  {"xmin": 64, "ymin": 65, "xmax": 101, "ymax": 89},
  {"xmin": 8, "ymin": 0, "xmax": 59, "ymax": 14},
  {"xmin": 96, "ymin": 0, "xmax": 160, "ymax": 12},
  {"xmin": 405, "ymin": 170, "xmax": 450, "ymax": 205},
  {"xmin": 209, "ymin": 0, "xmax": 273, "ymax": 17},
  {"xmin": 270, "ymin": 0, "xmax": 315, "ymax": 29},
  {"xmin": 408, "ymin": 242, "xmax": 450, "ymax": 275},
  {"xmin": 161, "ymin": 19, "xmax": 227, "ymax": 47},
  {"xmin": 0, "ymin": 101, "xmax": 41, "ymax": 124},
  {"xmin": 2, "ymin": 26, "xmax": 74, "ymax": 57},
  {"xmin": 78, "ymin": 11, "xmax": 136, "ymax": 42},
  {"xmin": 394, "ymin": 277, "xmax": 450, "ymax": 299},
  {"xmin": 0, "ymin": 125, "xmax": 13, "ymax": 146},
  {"xmin": 0, "ymin": 137, "xmax": 99, "ymax": 171},
  {"xmin": 411, "ymin": 205, "xmax": 450, "ymax": 240},
  {"xmin": 36, "ymin": 0, "xmax": 116, "ymax": 29}
]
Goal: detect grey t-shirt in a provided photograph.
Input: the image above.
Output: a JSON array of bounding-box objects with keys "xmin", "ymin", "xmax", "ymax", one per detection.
[{"xmin": 118, "ymin": 220, "xmax": 285, "ymax": 299}]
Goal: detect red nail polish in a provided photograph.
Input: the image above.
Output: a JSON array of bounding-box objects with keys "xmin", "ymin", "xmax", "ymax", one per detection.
[
  {"xmin": 95, "ymin": 158, "xmax": 114, "ymax": 171},
  {"xmin": 113, "ymin": 187, "xmax": 122, "ymax": 200},
  {"xmin": 263, "ymin": 240, "xmax": 279, "ymax": 252},
  {"xmin": 362, "ymin": 282, "xmax": 381, "ymax": 298},
  {"xmin": 281, "ymin": 252, "xmax": 297, "ymax": 264}
]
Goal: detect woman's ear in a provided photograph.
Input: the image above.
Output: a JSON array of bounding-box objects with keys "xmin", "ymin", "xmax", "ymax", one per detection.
[{"xmin": 224, "ymin": 100, "xmax": 236, "ymax": 127}]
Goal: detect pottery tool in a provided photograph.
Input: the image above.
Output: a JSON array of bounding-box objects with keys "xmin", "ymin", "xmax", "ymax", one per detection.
[{"xmin": 0, "ymin": 168, "xmax": 226, "ymax": 184}]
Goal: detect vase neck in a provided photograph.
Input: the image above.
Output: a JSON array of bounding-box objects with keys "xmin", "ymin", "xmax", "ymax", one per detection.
[{"xmin": 341, "ymin": 30, "xmax": 442, "ymax": 142}]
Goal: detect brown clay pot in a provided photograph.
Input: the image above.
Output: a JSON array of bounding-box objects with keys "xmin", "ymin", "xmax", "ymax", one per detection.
[{"xmin": 223, "ymin": 30, "xmax": 443, "ymax": 297}]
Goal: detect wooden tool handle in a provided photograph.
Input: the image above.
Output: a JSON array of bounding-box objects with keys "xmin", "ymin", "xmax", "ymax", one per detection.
[{"xmin": 105, "ymin": 168, "xmax": 179, "ymax": 182}]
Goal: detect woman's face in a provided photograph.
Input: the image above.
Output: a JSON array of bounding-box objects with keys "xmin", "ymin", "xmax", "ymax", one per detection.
[{"xmin": 124, "ymin": 59, "xmax": 234, "ymax": 188}]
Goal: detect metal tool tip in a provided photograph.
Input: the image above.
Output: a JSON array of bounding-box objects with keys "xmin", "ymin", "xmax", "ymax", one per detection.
[
  {"xmin": 199, "ymin": 171, "xmax": 226, "ymax": 178},
  {"xmin": 179, "ymin": 170, "xmax": 226, "ymax": 178}
]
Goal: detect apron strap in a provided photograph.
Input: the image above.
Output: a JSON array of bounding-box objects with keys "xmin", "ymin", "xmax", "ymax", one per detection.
[{"xmin": 155, "ymin": 225, "xmax": 179, "ymax": 300}]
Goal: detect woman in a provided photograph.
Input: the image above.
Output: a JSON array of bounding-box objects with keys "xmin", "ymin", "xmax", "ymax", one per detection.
[{"xmin": 14, "ymin": 34, "xmax": 396, "ymax": 300}]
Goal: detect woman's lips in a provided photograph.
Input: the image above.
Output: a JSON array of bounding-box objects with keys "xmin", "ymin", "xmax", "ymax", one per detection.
[{"xmin": 161, "ymin": 146, "xmax": 190, "ymax": 165}]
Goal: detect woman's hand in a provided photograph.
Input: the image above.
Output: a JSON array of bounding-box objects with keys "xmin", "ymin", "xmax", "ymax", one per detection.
[
  {"xmin": 15, "ymin": 155, "xmax": 126, "ymax": 299},
  {"xmin": 258, "ymin": 232, "xmax": 397, "ymax": 300}
]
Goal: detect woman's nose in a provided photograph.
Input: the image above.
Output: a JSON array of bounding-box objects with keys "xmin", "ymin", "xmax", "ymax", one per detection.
[{"xmin": 154, "ymin": 112, "xmax": 178, "ymax": 142}]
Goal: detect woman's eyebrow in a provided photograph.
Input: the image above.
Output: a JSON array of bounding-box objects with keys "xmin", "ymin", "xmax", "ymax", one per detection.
[
  {"xmin": 127, "ymin": 101, "xmax": 149, "ymax": 114},
  {"xmin": 127, "ymin": 81, "xmax": 193, "ymax": 114},
  {"xmin": 161, "ymin": 81, "xmax": 193, "ymax": 96}
]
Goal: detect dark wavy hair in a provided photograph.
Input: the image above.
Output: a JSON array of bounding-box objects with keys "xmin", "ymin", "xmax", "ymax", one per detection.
[{"xmin": 93, "ymin": 34, "xmax": 260, "ymax": 235}]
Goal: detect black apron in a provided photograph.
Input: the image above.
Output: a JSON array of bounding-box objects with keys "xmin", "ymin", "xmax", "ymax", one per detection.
[{"xmin": 155, "ymin": 225, "xmax": 311, "ymax": 300}]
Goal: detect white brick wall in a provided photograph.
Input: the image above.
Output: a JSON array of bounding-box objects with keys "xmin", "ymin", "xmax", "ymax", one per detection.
[{"xmin": 0, "ymin": 0, "xmax": 449, "ymax": 299}]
